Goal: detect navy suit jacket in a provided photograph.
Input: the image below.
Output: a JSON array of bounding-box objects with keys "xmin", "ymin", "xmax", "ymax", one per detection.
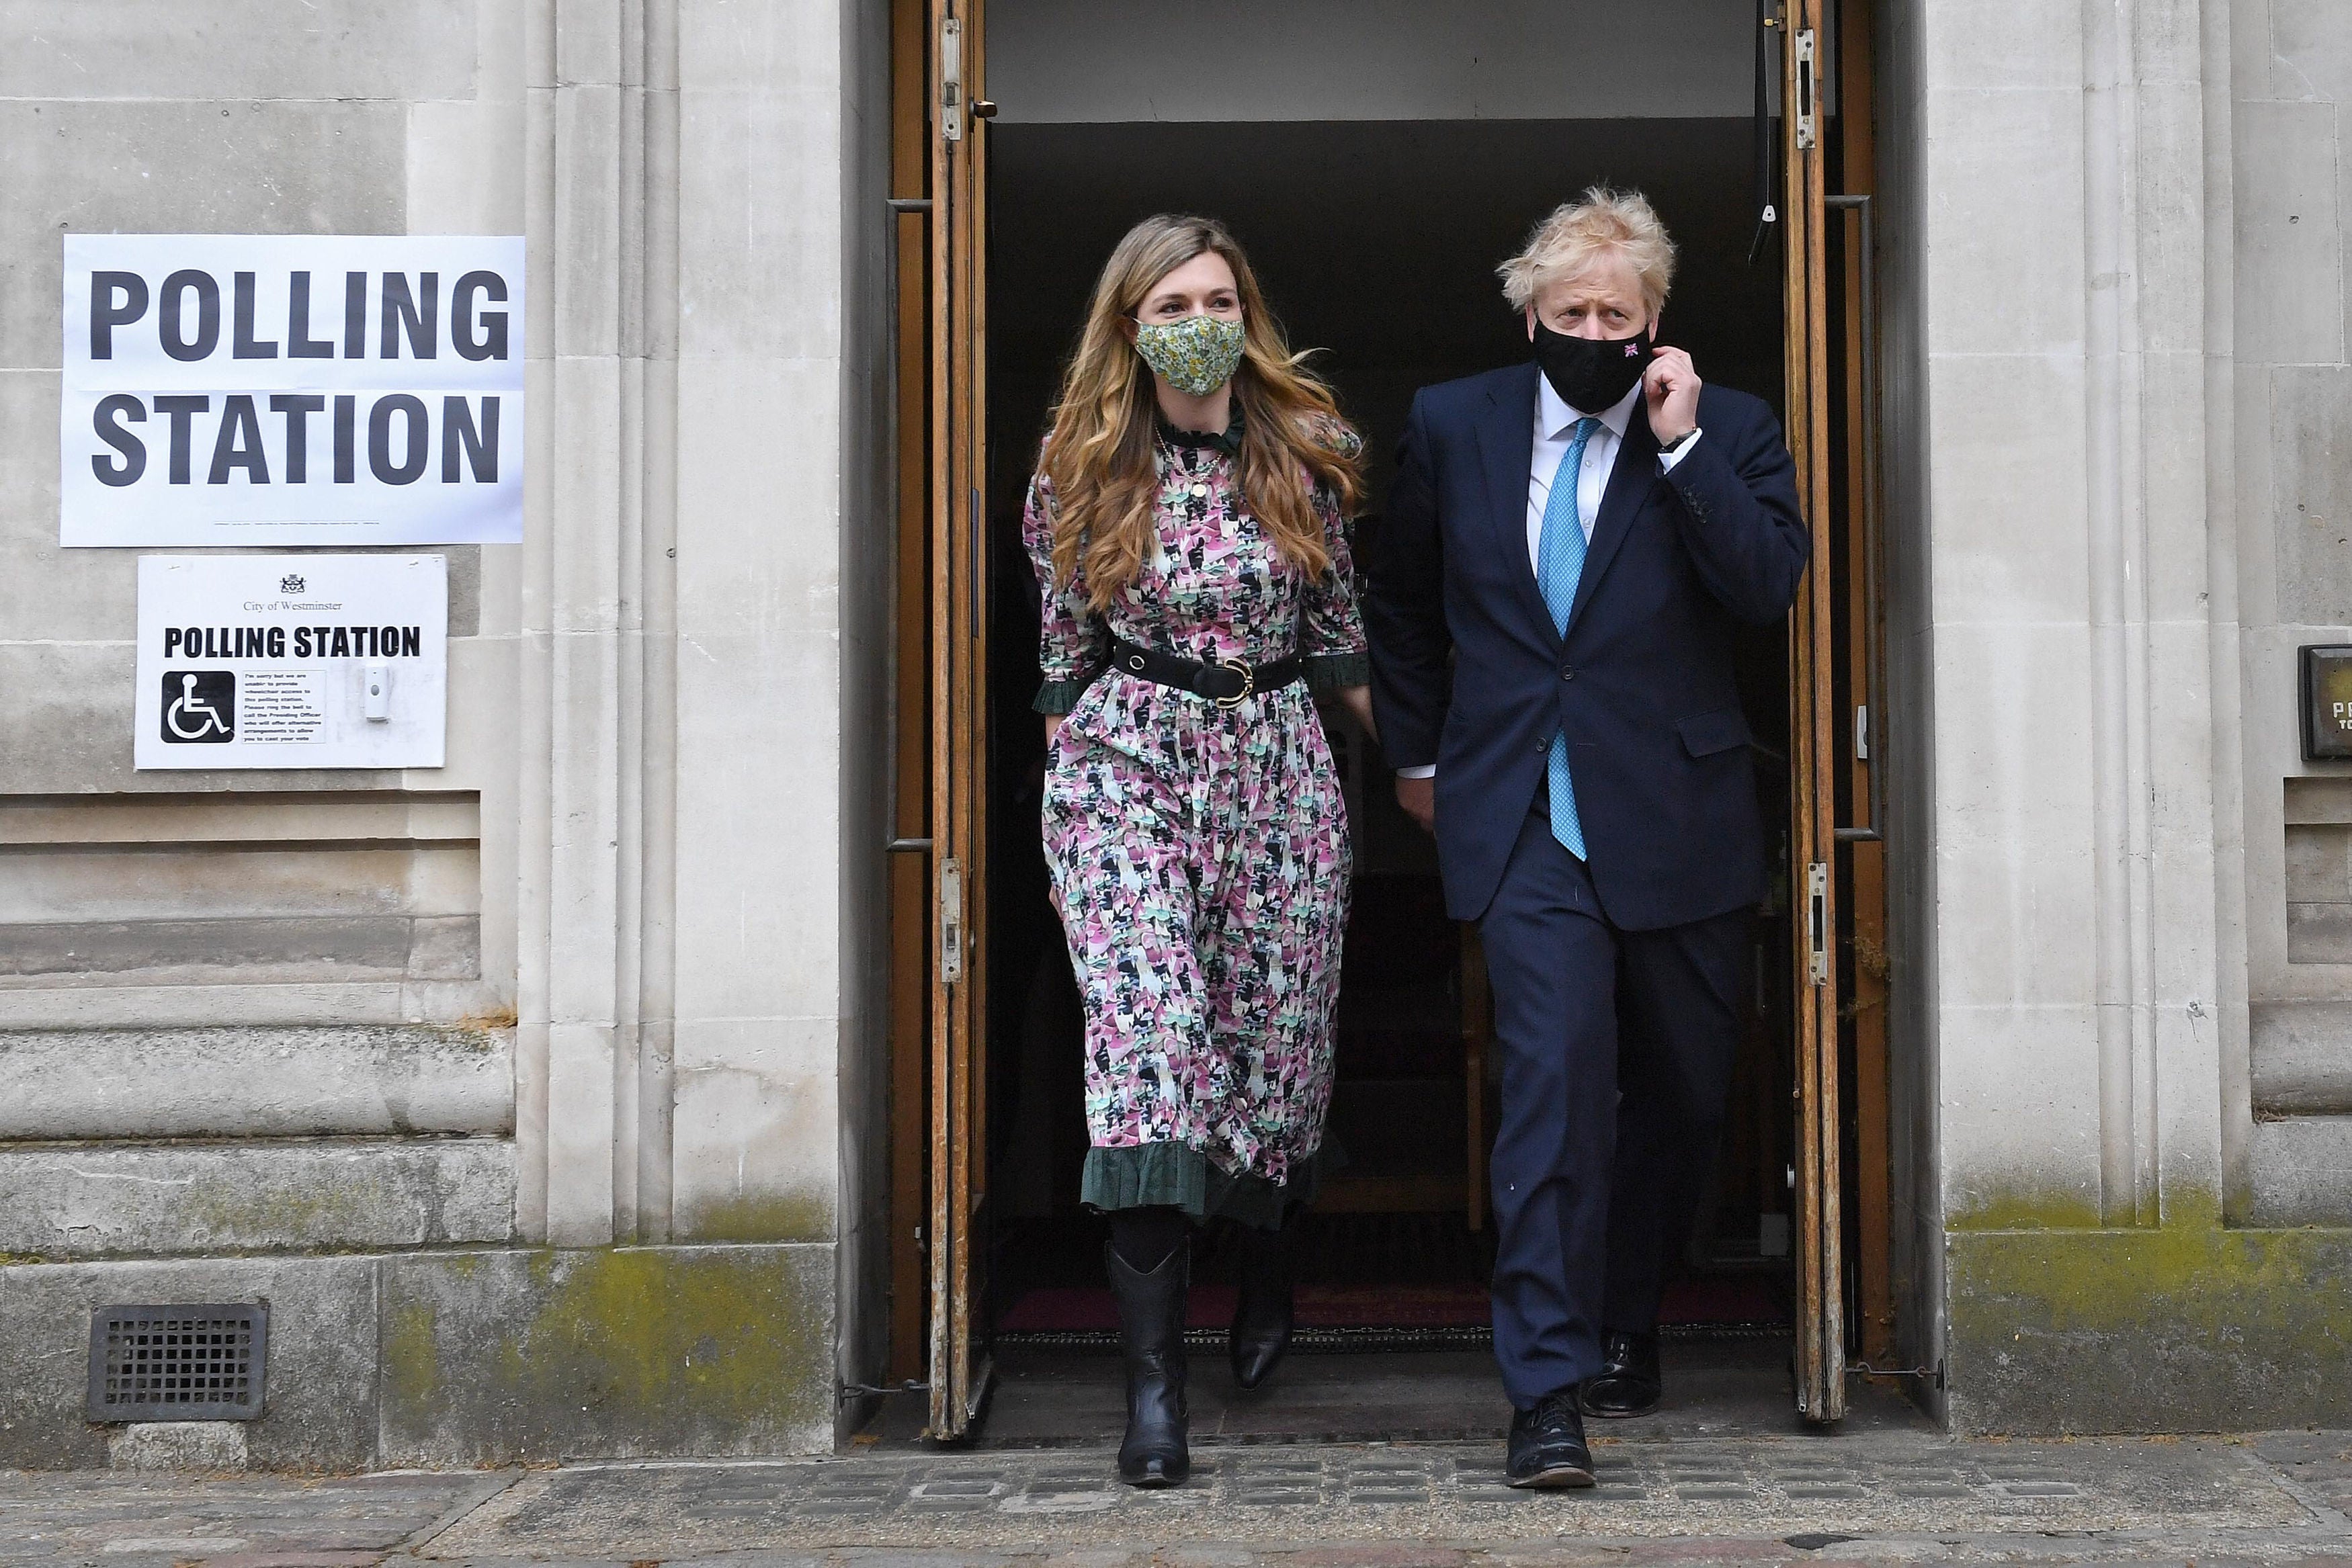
[{"xmin": 1365, "ymin": 362, "xmax": 1808, "ymax": 930}]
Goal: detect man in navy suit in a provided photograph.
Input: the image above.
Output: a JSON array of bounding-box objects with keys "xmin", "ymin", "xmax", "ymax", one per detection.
[{"xmin": 1364, "ymin": 188, "xmax": 1808, "ymax": 1487}]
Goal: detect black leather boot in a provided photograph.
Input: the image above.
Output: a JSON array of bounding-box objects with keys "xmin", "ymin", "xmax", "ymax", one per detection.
[
  {"xmin": 1106, "ymin": 1238, "xmax": 1190, "ymax": 1486},
  {"xmin": 1228, "ymin": 1215, "xmax": 1296, "ymax": 1390}
]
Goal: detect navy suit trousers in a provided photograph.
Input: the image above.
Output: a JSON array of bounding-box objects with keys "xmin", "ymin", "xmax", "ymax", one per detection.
[{"xmin": 1481, "ymin": 804, "xmax": 1751, "ymax": 1409}]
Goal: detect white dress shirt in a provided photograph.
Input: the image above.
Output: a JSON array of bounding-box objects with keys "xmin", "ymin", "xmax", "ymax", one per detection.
[{"xmin": 1393, "ymin": 372, "xmax": 1700, "ymax": 782}]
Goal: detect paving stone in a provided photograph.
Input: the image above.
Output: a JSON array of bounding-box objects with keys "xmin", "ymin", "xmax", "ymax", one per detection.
[
  {"xmin": 187, "ymin": 1555, "xmax": 387, "ymax": 1568},
  {"xmin": 7, "ymin": 1430, "xmax": 2352, "ymax": 1564}
]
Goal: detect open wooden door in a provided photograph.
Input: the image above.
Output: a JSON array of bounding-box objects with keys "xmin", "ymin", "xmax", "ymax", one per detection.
[
  {"xmin": 1833, "ymin": 0, "xmax": 1900, "ymax": 1385},
  {"xmin": 925, "ymin": 0, "xmax": 992, "ymax": 1442},
  {"xmin": 1779, "ymin": 0, "xmax": 1846, "ymax": 1424}
]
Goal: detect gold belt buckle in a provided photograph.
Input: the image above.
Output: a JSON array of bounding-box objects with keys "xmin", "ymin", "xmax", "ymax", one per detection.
[{"xmin": 1214, "ymin": 656, "xmax": 1255, "ymax": 709}]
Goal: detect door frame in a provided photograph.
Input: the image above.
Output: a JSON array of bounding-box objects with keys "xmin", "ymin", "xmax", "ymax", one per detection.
[
  {"xmin": 1831, "ymin": 0, "xmax": 1898, "ymax": 1385},
  {"xmin": 1778, "ymin": 0, "xmax": 1847, "ymax": 1424},
  {"xmin": 882, "ymin": 0, "xmax": 1888, "ymax": 1437}
]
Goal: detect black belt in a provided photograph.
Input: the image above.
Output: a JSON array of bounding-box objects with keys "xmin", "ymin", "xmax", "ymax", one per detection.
[{"xmin": 1105, "ymin": 637, "xmax": 1303, "ymax": 708}]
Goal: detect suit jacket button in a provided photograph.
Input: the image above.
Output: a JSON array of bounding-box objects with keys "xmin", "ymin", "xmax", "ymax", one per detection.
[{"xmin": 1560, "ymin": 666, "xmax": 1576, "ymax": 681}]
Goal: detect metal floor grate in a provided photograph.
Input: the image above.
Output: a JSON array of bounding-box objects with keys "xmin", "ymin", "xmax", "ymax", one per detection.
[{"xmin": 87, "ymin": 1303, "xmax": 269, "ymax": 1422}]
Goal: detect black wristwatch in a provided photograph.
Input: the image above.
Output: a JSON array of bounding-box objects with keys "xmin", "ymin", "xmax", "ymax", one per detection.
[{"xmin": 1658, "ymin": 427, "xmax": 1699, "ymax": 457}]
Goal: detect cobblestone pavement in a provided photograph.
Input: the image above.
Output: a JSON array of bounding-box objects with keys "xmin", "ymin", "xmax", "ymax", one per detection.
[{"xmin": 4, "ymin": 1431, "xmax": 2349, "ymax": 1568}]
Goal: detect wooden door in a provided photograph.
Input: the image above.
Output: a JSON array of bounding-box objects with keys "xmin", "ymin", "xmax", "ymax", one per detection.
[
  {"xmin": 925, "ymin": 0, "xmax": 992, "ymax": 1442},
  {"xmin": 1835, "ymin": 0, "xmax": 1899, "ymax": 1383},
  {"xmin": 1778, "ymin": 0, "xmax": 1847, "ymax": 1425}
]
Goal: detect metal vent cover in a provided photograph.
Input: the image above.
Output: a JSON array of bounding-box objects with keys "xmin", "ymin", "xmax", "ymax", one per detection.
[{"xmin": 87, "ymin": 1303, "xmax": 269, "ymax": 1422}]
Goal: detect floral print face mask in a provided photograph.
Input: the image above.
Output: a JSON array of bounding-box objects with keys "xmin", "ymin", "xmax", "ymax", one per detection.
[{"xmin": 1133, "ymin": 313, "xmax": 1247, "ymax": 396}]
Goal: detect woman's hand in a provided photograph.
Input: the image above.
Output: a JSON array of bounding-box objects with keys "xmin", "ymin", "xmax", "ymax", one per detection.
[
  {"xmin": 1044, "ymin": 714, "xmax": 1064, "ymax": 744},
  {"xmin": 1337, "ymin": 684, "xmax": 1378, "ymax": 743}
]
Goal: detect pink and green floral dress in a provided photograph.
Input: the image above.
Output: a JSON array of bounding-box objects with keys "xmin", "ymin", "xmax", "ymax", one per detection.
[{"xmin": 1025, "ymin": 417, "xmax": 1367, "ymax": 1228}]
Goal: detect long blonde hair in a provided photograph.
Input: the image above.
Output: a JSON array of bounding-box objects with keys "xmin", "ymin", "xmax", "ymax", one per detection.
[{"xmin": 1041, "ymin": 214, "xmax": 1363, "ymax": 611}]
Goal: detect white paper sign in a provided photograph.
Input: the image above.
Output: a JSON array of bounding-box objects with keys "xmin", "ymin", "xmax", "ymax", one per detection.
[
  {"xmin": 134, "ymin": 555, "xmax": 448, "ymax": 770},
  {"xmin": 63, "ymin": 234, "xmax": 524, "ymax": 548}
]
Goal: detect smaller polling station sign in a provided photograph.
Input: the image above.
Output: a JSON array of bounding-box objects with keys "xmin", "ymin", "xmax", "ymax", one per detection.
[
  {"xmin": 134, "ymin": 554, "xmax": 448, "ymax": 770},
  {"xmin": 63, "ymin": 234, "xmax": 523, "ymax": 548}
]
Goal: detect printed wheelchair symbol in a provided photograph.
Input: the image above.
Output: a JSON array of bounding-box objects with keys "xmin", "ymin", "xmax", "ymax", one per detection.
[{"xmin": 161, "ymin": 670, "xmax": 236, "ymax": 743}]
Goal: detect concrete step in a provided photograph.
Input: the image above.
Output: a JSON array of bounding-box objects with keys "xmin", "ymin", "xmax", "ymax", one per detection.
[
  {"xmin": 2248, "ymin": 1113, "xmax": 2352, "ymax": 1226},
  {"xmin": 0, "ymin": 1136, "xmax": 513, "ymax": 1258},
  {"xmin": 2251, "ymin": 1000, "xmax": 2352, "ymax": 1115},
  {"xmin": 0, "ymin": 1024, "xmax": 511, "ymax": 1139}
]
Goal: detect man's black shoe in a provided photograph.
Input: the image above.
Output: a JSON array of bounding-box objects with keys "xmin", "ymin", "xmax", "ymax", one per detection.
[
  {"xmin": 1505, "ymin": 1391, "xmax": 1595, "ymax": 1488},
  {"xmin": 1579, "ymin": 1330, "xmax": 1663, "ymax": 1418}
]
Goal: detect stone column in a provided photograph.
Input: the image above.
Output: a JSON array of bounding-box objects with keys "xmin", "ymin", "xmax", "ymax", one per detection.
[
  {"xmin": 664, "ymin": 0, "xmax": 859, "ymax": 1248},
  {"xmin": 515, "ymin": 0, "xmax": 874, "ymax": 1257},
  {"xmin": 518, "ymin": 0, "xmax": 635, "ymax": 1247},
  {"xmin": 1908, "ymin": 0, "xmax": 2216, "ymax": 1248}
]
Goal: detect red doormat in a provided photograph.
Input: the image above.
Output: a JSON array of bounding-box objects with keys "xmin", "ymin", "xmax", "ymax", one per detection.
[{"xmin": 996, "ymin": 1274, "xmax": 1786, "ymax": 1334}]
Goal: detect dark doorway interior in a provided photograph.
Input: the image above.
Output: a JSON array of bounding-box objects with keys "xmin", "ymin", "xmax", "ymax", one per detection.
[
  {"xmin": 979, "ymin": 117, "xmax": 1799, "ymax": 1365},
  {"xmin": 985, "ymin": 120, "xmax": 1785, "ymax": 519}
]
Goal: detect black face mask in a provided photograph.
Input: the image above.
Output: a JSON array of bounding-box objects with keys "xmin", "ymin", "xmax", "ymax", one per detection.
[{"xmin": 1531, "ymin": 320, "xmax": 1654, "ymax": 413}]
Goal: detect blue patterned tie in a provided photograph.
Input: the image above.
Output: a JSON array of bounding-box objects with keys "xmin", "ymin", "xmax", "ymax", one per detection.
[{"xmin": 1537, "ymin": 417, "xmax": 1601, "ymax": 859}]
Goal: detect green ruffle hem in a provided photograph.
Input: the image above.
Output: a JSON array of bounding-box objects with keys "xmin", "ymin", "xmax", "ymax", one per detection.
[
  {"xmin": 1302, "ymin": 649, "xmax": 1370, "ymax": 693},
  {"xmin": 1081, "ymin": 1141, "xmax": 1337, "ymax": 1231},
  {"xmin": 1032, "ymin": 677, "xmax": 1091, "ymax": 715}
]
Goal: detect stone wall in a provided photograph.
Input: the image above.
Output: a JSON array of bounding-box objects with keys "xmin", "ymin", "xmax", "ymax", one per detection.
[
  {"xmin": 1897, "ymin": 0, "xmax": 2352, "ymax": 1432},
  {"xmin": 0, "ymin": 0, "xmax": 888, "ymax": 1468},
  {"xmin": 2232, "ymin": 1, "xmax": 2352, "ymax": 1227}
]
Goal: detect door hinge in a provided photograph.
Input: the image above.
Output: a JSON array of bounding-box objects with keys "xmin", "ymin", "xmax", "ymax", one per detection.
[
  {"xmin": 1806, "ymin": 861, "xmax": 1829, "ymax": 986},
  {"xmin": 939, "ymin": 857, "xmax": 964, "ymax": 983},
  {"xmin": 939, "ymin": 17, "xmax": 964, "ymax": 142},
  {"xmin": 1794, "ymin": 29, "xmax": 1818, "ymax": 150}
]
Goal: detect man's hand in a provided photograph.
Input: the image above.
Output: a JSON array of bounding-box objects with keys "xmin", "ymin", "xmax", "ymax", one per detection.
[
  {"xmin": 1644, "ymin": 345, "xmax": 1702, "ymax": 446},
  {"xmin": 1395, "ymin": 774, "xmax": 1435, "ymax": 833}
]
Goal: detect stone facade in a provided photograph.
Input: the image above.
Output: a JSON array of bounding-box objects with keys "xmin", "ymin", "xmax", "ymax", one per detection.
[
  {"xmin": 1893, "ymin": 0, "xmax": 2352, "ymax": 1432},
  {"xmin": 0, "ymin": 0, "xmax": 890, "ymax": 1468},
  {"xmin": 2236, "ymin": 2, "xmax": 2352, "ymax": 1224},
  {"xmin": 0, "ymin": 0, "xmax": 2346, "ymax": 1466}
]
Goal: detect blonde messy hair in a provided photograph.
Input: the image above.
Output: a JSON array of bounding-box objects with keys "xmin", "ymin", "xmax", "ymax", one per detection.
[{"xmin": 1498, "ymin": 185, "xmax": 1678, "ymax": 316}]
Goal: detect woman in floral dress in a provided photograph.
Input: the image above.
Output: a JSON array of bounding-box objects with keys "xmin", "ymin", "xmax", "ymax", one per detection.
[{"xmin": 1025, "ymin": 214, "xmax": 1373, "ymax": 1487}]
